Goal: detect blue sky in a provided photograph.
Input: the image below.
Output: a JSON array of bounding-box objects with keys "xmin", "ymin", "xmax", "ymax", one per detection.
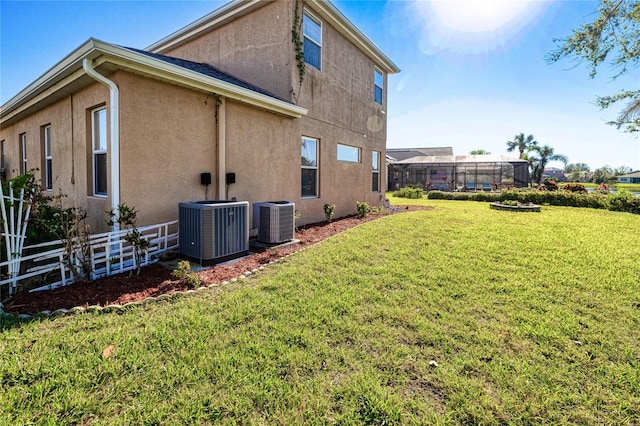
[{"xmin": 1, "ymin": 0, "xmax": 638, "ymax": 171}]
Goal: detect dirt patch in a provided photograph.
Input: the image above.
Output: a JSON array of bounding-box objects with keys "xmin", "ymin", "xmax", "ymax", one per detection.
[{"xmin": 4, "ymin": 206, "xmax": 428, "ymax": 315}]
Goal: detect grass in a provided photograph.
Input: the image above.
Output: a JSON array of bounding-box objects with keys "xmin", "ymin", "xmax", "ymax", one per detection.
[{"xmin": 1, "ymin": 198, "xmax": 639, "ymax": 424}]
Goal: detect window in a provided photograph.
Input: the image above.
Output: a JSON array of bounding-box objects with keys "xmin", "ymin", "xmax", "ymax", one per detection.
[
  {"xmin": 337, "ymin": 144, "xmax": 360, "ymax": 163},
  {"xmin": 19, "ymin": 133, "xmax": 27, "ymax": 174},
  {"xmin": 301, "ymin": 137, "xmax": 318, "ymax": 198},
  {"xmin": 374, "ymin": 69, "xmax": 384, "ymax": 105},
  {"xmin": 303, "ymin": 10, "xmax": 322, "ymax": 70},
  {"xmin": 43, "ymin": 125, "xmax": 53, "ymax": 190},
  {"xmin": 0, "ymin": 139, "xmax": 5, "ymax": 170},
  {"xmin": 92, "ymin": 107, "xmax": 107, "ymax": 196},
  {"xmin": 372, "ymin": 151, "xmax": 380, "ymax": 192}
]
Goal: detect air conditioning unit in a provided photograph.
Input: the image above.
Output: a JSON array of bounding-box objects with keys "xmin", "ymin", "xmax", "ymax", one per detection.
[
  {"xmin": 179, "ymin": 200, "xmax": 249, "ymax": 264},
  {"xmin": 253, "ymin": 201, "xmax": 295, "ymax": 244}
]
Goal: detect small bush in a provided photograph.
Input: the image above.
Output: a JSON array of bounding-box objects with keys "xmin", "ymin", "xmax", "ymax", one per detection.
[
  {"xmin": 356, "ymin": 201, "xmax": 370, "ymax": 218},
  {"xmin": 542, "ymin": 180, "xmax": 559, "ymax": 191},
  {"xmin": 562, "ymin": 183, "xmax": 587, "ymax": 193},
  {"xmin": 393, "ymin": 186, "xmax": 424, "ymax": 199},
  {"xmin": 171, "ymin": 260, "xmax": 202, "ymax": 288},
  {"xmin": 323, "ymin": 203, "xmax": 335, "ymax": 222}
]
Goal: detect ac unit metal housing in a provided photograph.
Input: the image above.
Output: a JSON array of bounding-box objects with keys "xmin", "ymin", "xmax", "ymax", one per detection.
[
  {"xmin": 179, "ymin": 200, "xmax": 249, "ymax": 264},
  {"xmin": 252, "ymin": 201, "xmax": 295, "ymax": 244}
]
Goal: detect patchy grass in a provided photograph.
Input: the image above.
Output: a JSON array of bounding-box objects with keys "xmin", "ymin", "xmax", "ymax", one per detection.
[{"xmin": 1, "ymin": 199, "xmax": 639, "ymax": 424}]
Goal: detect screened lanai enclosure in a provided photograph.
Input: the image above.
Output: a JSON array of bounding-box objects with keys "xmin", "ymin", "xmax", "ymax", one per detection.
[{"xmin": 387, "ymin": 154, "xmax": 530, "ymax": 191}]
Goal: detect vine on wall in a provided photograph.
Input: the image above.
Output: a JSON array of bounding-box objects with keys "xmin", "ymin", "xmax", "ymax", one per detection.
[{"xmin": 291, "ymin": 0, "xmax": 306, "ymax": 86}]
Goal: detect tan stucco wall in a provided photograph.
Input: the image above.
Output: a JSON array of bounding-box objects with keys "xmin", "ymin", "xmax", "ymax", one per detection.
[
  {"xmin": 113, "ymin": 72, "xmax": 218, "ymax": 228},
  {"xmin": 163, "ymin": 1, "xmax": 293, "ymax": 102}
]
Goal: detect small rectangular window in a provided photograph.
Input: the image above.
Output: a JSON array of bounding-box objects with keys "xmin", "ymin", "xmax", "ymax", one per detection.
[
  {"xmin": 372, "ymin": 151, "xmax": 380, "ymax": 192},
  {"xmin": 374, "ymin": 69, "xmax": 384, "ymax": 105},
  {"xmin": 43, "ymin": 125, "xmax": 53, "ymax": 190},
  {"xmin": 92, "ymin": 107, "xmax": 107, "ymax": 196},
  {"xmin": 303, "ymin": 10, "xmax": 322, "ymax": 70},
  {"xmin": 301, "ymin": 136, "xmax": 318, "ymax": 198},
  {"xmin": 19, "ymin": 133, "xmax": 27, "ymax": 174},
  {"xmin": 0, "ymin": 139, "xmax": 5, "ymax": 170},
  {"xmin": 337, "ymin": 144, "xmax": 361, "ymax": 163}
]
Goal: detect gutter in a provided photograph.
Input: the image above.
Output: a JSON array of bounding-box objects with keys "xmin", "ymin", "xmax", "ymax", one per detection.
[
  {"xmin": 82, "ymin": 58, "xmax": 120, "ymax": 232},
  {"xmin": 218, "ymin": 99, "xmax": 226, "ymax": 200}
]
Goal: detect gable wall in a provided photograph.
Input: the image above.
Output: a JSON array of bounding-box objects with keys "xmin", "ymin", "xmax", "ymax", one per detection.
[{"xmin": 162, "ymin": 1, "xmax": 293, "ymax": 102}]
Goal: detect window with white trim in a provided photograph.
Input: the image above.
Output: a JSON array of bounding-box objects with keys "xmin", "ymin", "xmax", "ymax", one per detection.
[
  {"xmin": 372, "ymin": 151, "xmax": 380, "ymax": 192},
  {"xmin": 301, "ymin": 136, "xmax": 318, "ymax": 198},
  {"xmin": 337, "ymin": 144, "xmax": 360, "ymax": 163},
  {"xmin": 374, "ymin": 69, "xmax": 384, "ymax": 105},
  {"xmin": 92, "ymin": 107, "xmax": 107, "ymax": 196},
  {"xmin": 43, "ymin": 125, "xmax": 53, "ymax": 190},
  {"xmin": 303, "ymin": 10, "xmax": 322, "ymax": 70},
  {"xmin": 19, "ymin": 133, "xmax": 27, "ymax": 174}
]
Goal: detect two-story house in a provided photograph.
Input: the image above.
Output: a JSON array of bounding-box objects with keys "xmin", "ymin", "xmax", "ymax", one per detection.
[{"xmin": 0, "ymin": 0, "xmax": 399, "ymax": 232}]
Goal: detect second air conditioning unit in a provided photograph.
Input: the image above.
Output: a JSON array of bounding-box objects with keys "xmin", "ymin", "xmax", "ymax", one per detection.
[{"xmin": 253, "ymin": 201, "xmax": 295, "ymax": 244}]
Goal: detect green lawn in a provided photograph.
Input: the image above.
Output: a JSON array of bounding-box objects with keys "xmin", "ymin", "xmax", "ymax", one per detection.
[{"xmin": 1, "ymin": 199, "xmax": 639, "ymax": 424}]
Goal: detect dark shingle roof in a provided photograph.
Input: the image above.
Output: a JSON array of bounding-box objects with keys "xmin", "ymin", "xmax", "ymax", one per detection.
[{"xmin": 122, "ymin": 46, "xmax": 290, "ymax": 103}]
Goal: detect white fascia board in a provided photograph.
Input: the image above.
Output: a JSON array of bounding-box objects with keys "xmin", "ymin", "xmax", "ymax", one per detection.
[
  {"xmin": 307, "ymin": 0, "xmax": 400, "ymax": 74},
  {"xmin": 99, "ymin": 43, "xmax": 307, "ymax": 118},
  {"xmin": 2, "ymin": 38, "xmax": 306, "ymax": 124},
  {"xmin": 1, "ymin": 39, "xmax": 98, "ymax": 120},
  {"xmin": 147, "ymin": 0, "xmax": 267, "ymax": 54}
]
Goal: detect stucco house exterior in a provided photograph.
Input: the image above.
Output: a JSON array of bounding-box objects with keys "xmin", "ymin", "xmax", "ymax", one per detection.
[
  {"xmin": 0, "ymin": 0, "xmax": 399, "ymax": 232},
  {"xmin": 617, "ymin": 171, "xmax": 640, "ymax": 184}
]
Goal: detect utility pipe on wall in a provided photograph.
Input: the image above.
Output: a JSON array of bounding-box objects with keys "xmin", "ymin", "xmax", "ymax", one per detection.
[
  {"xmin": 82, "ymin": 58, "xmax": 120, "ymax": 231},
  {"xmin": 218, "ymin": 98, "xmax": 226, "ymax": 200}
]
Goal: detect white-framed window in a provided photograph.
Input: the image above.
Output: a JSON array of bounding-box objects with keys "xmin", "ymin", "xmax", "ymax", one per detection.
[
  {"xmin": 92, "ymin": 107, "xmax": 107, "ymax": 196},
  {"xmin": 303, "ymin": 10, "xmax": 322, "ymax": 70},
  {"xmin": 19, "ymin": 133, "xmax": 27, "ymax": 174},
  {"xmin": 374, "ymin": 69, "xmax": 384, "ymax": 105},
  {"xmin": 301, "ymin": 136, "xmax": 318, "ymax": 198},
  {"xmin": 372, "ymin": 151, "xmax": 380, "ymax": 192},
  {"xmin": 43, "ymin": 125, "xmax": 53, "ymax": 190},
  {"xmin": 337, "ymin": 144, "xmax": 361, "ymax": 163}
]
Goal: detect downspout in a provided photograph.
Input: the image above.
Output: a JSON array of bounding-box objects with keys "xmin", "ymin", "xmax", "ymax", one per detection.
[
  {"xmin": 218, "ymin": 98, "xmax": 226, "ymax": 200},
  {"xmin": 82, "ymin": 58, "xmax": 120, "ymax": 231}
]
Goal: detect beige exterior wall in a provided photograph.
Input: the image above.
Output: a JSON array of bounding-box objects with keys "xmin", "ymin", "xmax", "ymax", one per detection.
[{"xmin": 164, "ymin": 1, "xmax": 294, "ymax": 102}]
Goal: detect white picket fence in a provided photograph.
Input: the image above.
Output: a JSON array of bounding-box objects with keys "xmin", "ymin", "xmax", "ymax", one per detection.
[{"xmin": 0, "ymin": 220, "xmax": 178, "ymax": 297}]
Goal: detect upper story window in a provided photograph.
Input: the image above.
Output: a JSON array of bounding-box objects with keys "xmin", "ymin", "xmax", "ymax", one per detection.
[
  {"xmin": 43, "ymin": 125, "xmax": 53, "ymax": 190},
  {"xmin": 374, "ymin": 69, "xmax": 384, "ymax": 104},
  {"xmin": 337, "ymin": 144, "xmax": 360, "ymax": 163},
  {"xmin": 303, "ymin": 10, "xmax": 322, "ymax": 70},
  {"xmin": 92, "ymin": 107, "xmax": 108, "ymax": 196},
  {"xmin": 301, "ymin": 136, "xmax": 319, "ymax": 198},
  {"xmin": 19, "ymin": 133, "xmax": 27, "ymax": 174},
  {"xmin": 0, "ymin": 139, "xmax": 5, "ymax": 170}
]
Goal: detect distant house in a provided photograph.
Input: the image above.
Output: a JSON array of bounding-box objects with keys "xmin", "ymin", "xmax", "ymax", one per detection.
[
  {"xmin": 387, "ymin": 151, "xmax": 529, "ymax": 190},
  {"xmin": 617, "ymin": 172, "xmax": 640, "ymax": 184},
  {"xmin": 543, "ymin": 167, "xmax": 567, "ymax": 182},
  {"xmin": 0, "ymin": 0, "xmax": 400, "ymax": 232}
]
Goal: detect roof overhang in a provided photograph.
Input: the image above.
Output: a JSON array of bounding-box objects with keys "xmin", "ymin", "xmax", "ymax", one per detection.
[
  {"xmin": 1, "ymin": 38, "xmax": 307, "ymax": 127},
  {"xmin": 147, "ymin": 0, "xmax": 400, "ymax": 75}
]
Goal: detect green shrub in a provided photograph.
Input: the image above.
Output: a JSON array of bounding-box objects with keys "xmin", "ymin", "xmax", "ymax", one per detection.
[
  {"xmin": 323, "ymin": 203, "xmax": 335, "ymax": 222},
  {"xmin": 393, "ymin": 186, "xmax": 424, "ymax": 199},
  {"xmin": 356, "ymin": 201, "xmax": 370, "ymax": 218},
  {"xmin": 171, "ymin": 260, "xmax": 202, "ymax": 288}
]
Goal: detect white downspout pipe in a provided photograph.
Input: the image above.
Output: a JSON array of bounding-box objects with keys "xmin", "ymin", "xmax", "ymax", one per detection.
[
  {"xmin": 82, "ymin": 58, "xmax": 120, "ymax": 231},
  {"xmin": 218, "ymin": 98, "xmax": 226, "ymax": 200}
]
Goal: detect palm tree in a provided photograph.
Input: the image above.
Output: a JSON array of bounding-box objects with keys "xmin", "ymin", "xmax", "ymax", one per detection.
[
  {"xmin": 506, "ymin": 133, "xmax": 537, "ymax": 159},
  {"xmin": 528, "ymin": 145, "xmax": 569, "ymax": 186}
]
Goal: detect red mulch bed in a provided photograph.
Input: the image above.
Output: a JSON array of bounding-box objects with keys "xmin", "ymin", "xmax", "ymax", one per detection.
[{"xmin": 4, "ymin": 207, "xmax": 427, "ymax": 315}]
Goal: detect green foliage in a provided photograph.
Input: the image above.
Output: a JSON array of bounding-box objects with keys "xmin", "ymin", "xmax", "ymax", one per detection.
[
  {"xmin": 506, "ymin": 133, "xmax": 537, "ymax": 159},
  {"xmin": 106, "ymin": 203, "xmax": 149, "ymax": 277},
  {"xmin": 291, "ymin": 0, "xmax": 306, "ymax": 86},
  {"xmin": 323, "ymin": 203, "xmax": 335, "ymax": 222},
  {"xmin": 356, "ymin": 201, "xmax": 370, "ymax": 218},
  {"xmin": 393, "ymin": 185, "xmax": 424, "ymax": 199},
  {"xmin": 547, "ymin": 0, "xmax": 640, "ymax": 132},
  {"xmin": 562, "ymin": 183, "xmax": 588, "ymax": 193},
  {"xmin": 171, "ymin": 260, "xmax": 201, "ymax": 289},
  {"xmin": 426, "ymin": 188, "xmax": 640, "ymax": 215}
]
